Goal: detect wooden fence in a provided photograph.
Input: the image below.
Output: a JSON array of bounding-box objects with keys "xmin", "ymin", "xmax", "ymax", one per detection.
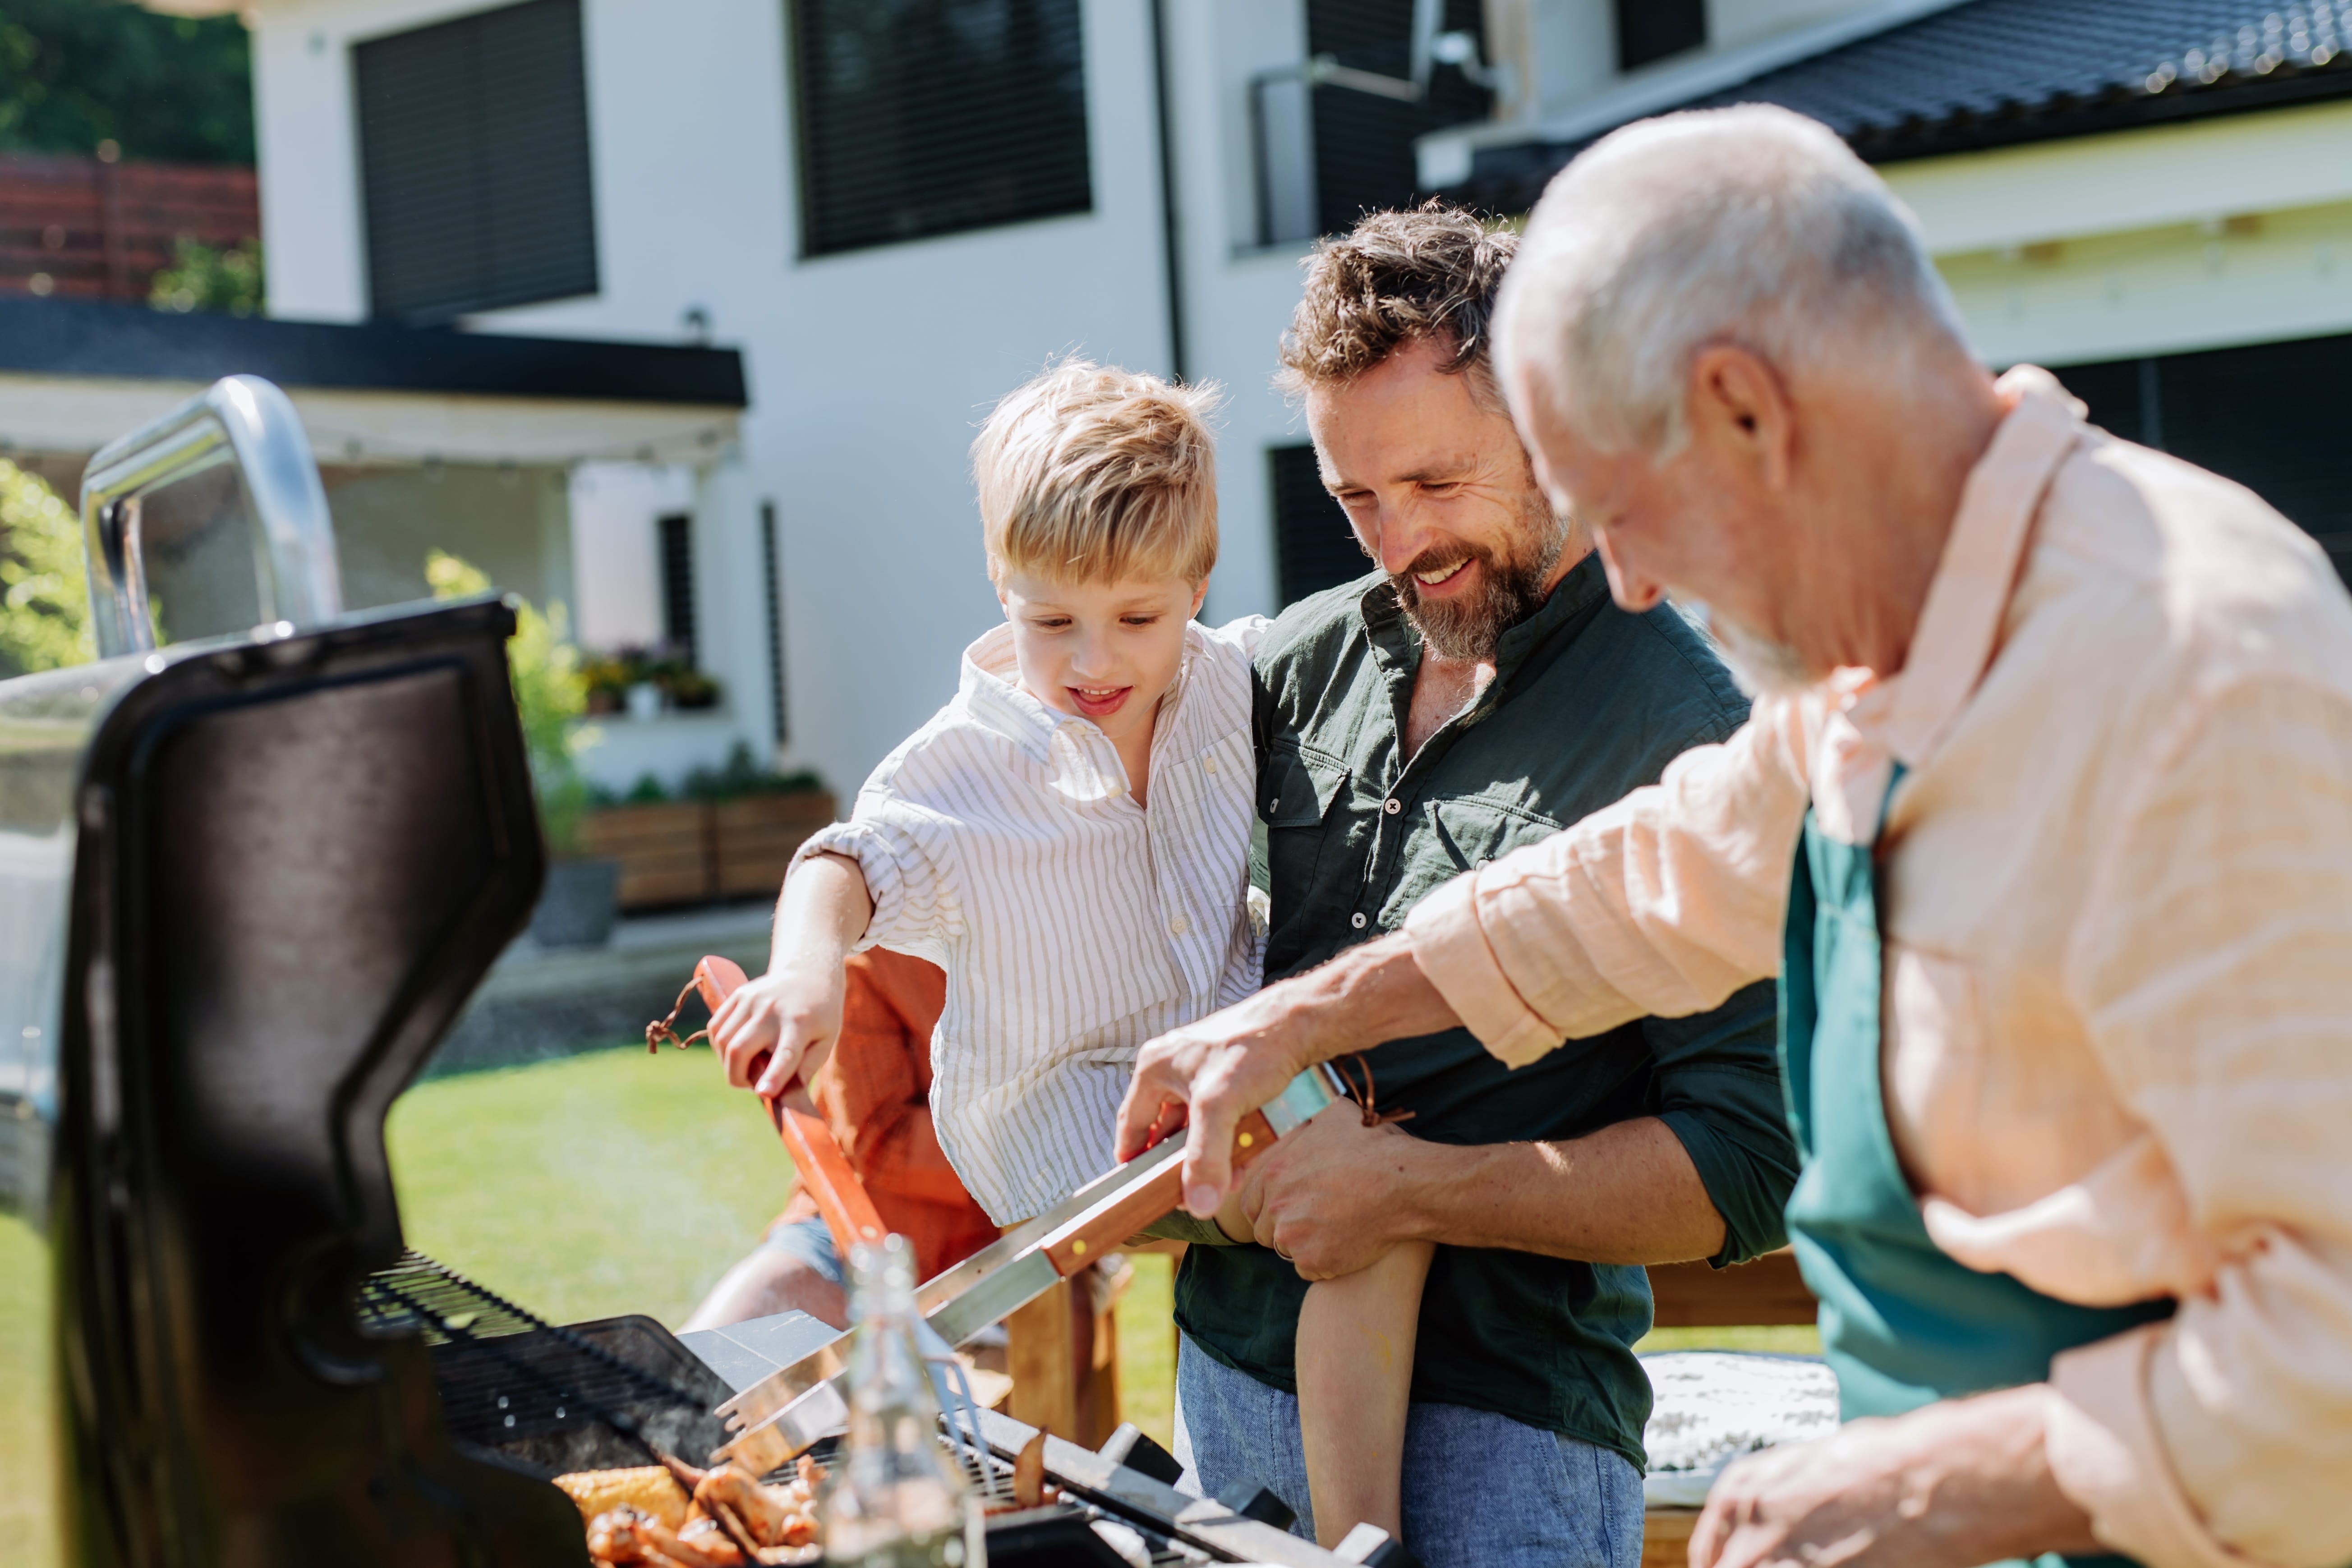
[{"xmin": 0, "ymin": 153, "xmax": 259, "ymax": 304}]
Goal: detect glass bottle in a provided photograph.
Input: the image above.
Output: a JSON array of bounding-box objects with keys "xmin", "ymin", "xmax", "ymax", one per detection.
[{"xmin": 820, "ymin": 1233, "xmax": 985, "ymax": 1567}]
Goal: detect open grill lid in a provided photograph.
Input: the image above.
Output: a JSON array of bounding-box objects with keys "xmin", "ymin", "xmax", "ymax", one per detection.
[
  {"xmin": 48, "ymin": 594, "xmax": 571, "ymax": 1568},
  {"xmin": 2, "ymin": 376, "xmax": 579, "ymax": 1568}
]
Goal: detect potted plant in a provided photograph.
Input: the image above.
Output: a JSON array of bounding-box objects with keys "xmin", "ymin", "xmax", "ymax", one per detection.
[{"xmin": 427, "ymin": 551, "xmax": 618, "ymax": 947}]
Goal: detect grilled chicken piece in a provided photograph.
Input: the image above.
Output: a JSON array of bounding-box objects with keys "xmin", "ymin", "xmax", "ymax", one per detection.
[
  {"xmin": 639, "ymin": 1513, "xmax": 743, "ymax": 1568},
  {"xmin": 694, "ymin": 1464, "xmax": 796, "ymax": 1546}
]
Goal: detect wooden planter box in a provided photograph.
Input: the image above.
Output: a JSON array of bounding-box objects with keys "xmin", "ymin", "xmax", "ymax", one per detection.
[
  {"xmin": 579, "ymin": 790, "xmax": 837, "ymax": 911},
  {"xmin": 713, "ymin": 790, "xmax": 837, "ymax": 899},
  {"xmin": 577, "ymin": 800, "xmax": 713, "ymax": 910}
]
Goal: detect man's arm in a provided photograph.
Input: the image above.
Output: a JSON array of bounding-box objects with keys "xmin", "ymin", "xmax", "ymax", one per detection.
[
  {"xmin": 1118, "ymin": 703, "xmax": 1812, "ymax": 1216},
  {"xmin": 1236, "ymin": 980, "xmax": 1786, "ymax": 1278},
  {"xmin": 1238, "ymin": 1109, "xmax": 1725, "ymax": 1279}
]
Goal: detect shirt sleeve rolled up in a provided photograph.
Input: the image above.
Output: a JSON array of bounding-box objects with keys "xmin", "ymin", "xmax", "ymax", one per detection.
[
  {"xmin": 1404, "ymin": 699, "xmax": 1814, "ymax": 1067},
  {"xmin": 793, "ymin": 788, "xmax": 964, "ymax": 968}
]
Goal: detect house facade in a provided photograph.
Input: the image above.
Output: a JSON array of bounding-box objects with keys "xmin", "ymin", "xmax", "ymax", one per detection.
[{"xmin": 216, "ymin": 0, "xmax": 2352, "ymax": 800}]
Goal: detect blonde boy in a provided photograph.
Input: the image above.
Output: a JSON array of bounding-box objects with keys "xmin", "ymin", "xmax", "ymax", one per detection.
[{"xmin": 709, "ymin": 361, "xmax": 1422, "ymax": 1550}]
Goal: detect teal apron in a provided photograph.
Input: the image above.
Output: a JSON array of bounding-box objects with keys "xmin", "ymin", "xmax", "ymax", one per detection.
[{"xmin": 1780, "ymin": 770, "xmax": 2172, "ymax": 1568}]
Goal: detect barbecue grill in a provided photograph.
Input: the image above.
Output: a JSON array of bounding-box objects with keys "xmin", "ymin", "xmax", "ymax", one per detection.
[{"xmin": 0, "ymin": 378, "xmax": 1363, "ymax": 1568}]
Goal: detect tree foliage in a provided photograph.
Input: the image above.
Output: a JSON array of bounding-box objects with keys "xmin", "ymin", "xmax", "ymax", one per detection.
[
  {"xmin": 427, "ymin": 550, "xmax": 600, "ymax": 856},
  {"xmin": 0, "ymin": 459, "xmax": 91, "ymax": 678},
  {"xmin": 151, "ymin": 235, "xmax": 263, "ymax": 316},
  {"xmin": 0, "ymin": 0, "xmax": 253, "ymax": 164}
]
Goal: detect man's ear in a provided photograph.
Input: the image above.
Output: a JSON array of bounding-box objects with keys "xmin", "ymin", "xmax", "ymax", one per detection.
[
  {"xmin": 1689, "ymin": 344, "xmax": 1795, "ymax": 491},
  {"xmin": 1188, "ymin": 580, "xmax": 1208, "ymax": 618}
]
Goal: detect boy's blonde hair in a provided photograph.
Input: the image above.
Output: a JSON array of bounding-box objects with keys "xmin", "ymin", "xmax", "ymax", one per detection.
[{"xmin": 973, "ymin": 360, "xmax": 1220, "ymax": 586}]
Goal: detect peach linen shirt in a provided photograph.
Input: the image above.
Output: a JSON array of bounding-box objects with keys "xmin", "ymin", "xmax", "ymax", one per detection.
[{"xmin": 1403, "ymin": 366, "xmax": 2352, "ymax": 1568}]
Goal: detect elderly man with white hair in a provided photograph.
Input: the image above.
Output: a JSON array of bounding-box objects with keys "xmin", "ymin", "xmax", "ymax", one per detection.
[{"xmin": 1119, "ymin": 105, "xmax": 2352, "ymax": 1568}]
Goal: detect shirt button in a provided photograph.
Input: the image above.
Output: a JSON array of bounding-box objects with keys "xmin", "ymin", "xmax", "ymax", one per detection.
[
  {"xmin": 1350, "ymin": 912, "xmax": 1367, "ymax": 929},
  {"xmin": 1205, "ymin": 756, "xmax": 1219, "ymax": 776},
  {"xmin": 1268, "ymin": 796, "xmax": 1280, "ymax": 812},
  {"xmin": 1168, "ymin": 913, "xmax": 1190, "ymax": 937},
  {"xmin": 1383, "ymin": 797, "xmax": 1401, "ymax": 815}
]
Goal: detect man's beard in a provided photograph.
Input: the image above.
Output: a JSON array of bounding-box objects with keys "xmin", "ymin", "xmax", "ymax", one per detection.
[{"xmin": 1389, "ymin": 497, "xmax": 1571, "ymax": 662}]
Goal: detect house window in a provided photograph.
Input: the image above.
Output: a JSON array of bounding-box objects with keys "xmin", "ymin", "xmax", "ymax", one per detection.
[
  {"xmin": 658, "ymin": 513, "xmax": 697, "ymax": 666},
  {"xmin": 1296, "ymin": 0, "xmax": 1491, "ymax": 242},
  {"xmin": 1616, "ymin": 0, "xmax": 1707, "ymax": 72},
  {"xmin": 354, "ymin": 0, "xmax": 599, "ymax": 324},
  {"xmin": 1270, "ymin": 444, "xmax": 1367, "ymax": 607},
  {"xmin": 789, "ymin": 0, "xmax": 1091, "ymax": 258}
]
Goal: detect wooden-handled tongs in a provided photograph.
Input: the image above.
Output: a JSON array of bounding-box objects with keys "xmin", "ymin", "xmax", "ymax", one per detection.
[{"xmin": 657, "ymin": 953, "xmax": 1346, "ymax": 1472}]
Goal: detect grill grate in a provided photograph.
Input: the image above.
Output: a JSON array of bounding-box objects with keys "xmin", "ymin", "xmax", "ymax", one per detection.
[{"xmin": 358, "ymin": 1250, "xmax": 733, "ymax": 1472}]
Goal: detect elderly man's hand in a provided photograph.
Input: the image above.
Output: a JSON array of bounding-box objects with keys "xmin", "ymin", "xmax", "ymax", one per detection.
[
  {"xmin": 1115, "ymin": 981, "xmax": 1328, "ymax": 1217},
  {"xmin": 1116, "ymin": 931, "xmax": 1463, "ymax": 1217},
  {"xmin": 1689, "ymin": 1386, "xmax": 2103, "ymax": 1568},
  {"xmin": 1238, "ymin": 1103, "xmax": 1428, "ymax": 1279}
]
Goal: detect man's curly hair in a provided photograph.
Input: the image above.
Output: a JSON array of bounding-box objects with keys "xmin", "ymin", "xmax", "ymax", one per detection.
[{"xmin": 1278, "ymin": 202, "xmax": 1518, "ymax": 406}]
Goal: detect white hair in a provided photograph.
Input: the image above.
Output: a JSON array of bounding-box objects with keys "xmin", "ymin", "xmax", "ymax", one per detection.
[{"xmin": 1495, "ymin": 105, "xmax": 1970, "ymax": 458}]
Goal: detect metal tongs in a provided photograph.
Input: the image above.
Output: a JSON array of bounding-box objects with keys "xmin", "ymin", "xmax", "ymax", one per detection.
[{"xmin": 675, "ymin": 954, "xmax": 1344, "ymax": 1474}]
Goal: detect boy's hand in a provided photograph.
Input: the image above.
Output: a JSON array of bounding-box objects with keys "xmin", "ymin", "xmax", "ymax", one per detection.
[{"xmin": 710, "ymin": 961, "xmax": 847, "ymax": 1098}]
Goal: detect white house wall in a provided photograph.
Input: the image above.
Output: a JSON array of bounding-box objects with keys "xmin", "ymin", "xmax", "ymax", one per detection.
[{"xmin": 251, "ymin": 0, "xmax": 1203, "ymax": 801}]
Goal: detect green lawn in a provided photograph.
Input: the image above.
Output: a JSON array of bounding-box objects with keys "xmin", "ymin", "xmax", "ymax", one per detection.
[
  {"xmin": 1, "ymin": 1209, "xmax": 58, "ymax": 1568},
  {"xmin": 1636, "ymin": 1322, "xmax": 1821, "ymax": 1355},
  {"xmin": 385, "ymin": 1041, "xmax": 793, "ymax": 1326}
]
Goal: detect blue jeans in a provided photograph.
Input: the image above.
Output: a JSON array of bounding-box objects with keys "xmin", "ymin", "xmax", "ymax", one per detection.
[
  {"xmin": 1171, "ymin": 1333, "xmax": 1643, "ymax": 1568},
  {"xmin": 754, "ymin": 1214, "xmax": 845, "ymax": 1287}
]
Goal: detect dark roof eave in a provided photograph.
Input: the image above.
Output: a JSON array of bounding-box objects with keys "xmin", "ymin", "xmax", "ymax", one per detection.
[
  {"xmin": 1449, "ymin": 60, "xmax": 2352, "ymax": 213},
  {"xmin": 0, "ymin": 297, "xmax": 748, "ymax": 408}
]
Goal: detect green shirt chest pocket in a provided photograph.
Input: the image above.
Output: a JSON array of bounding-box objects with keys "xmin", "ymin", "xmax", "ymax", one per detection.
[
  {"xmin": 1382, "ymin": 794, "xmax": 1561, "ymax": 926},
  {"xmin": 1260, "ymin": 744, "xmax": 1351, "ymax": 922}
]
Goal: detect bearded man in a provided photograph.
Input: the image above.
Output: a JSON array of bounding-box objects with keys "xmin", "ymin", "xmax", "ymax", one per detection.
[{"xmin": 1159, "ymin": 207, "xmax": 1799, "ymax": 1568}]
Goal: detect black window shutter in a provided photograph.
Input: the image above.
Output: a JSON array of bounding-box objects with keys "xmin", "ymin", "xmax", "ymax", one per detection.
[
  {"xmin": 1305, "ymin": 0, "xmax": 1490, "ymax": 237},
  {"xmin": 791, "ymin": 0, "xmax": 1092, "ymax": 258},
  {"xmin": 1270, "ymin": 444, "xmax": 1368, "ymax": 607},
  {"xmin": 355, "ymin": 0, "xmax": 598, "ymax": 323},
  {"xmin": 1614, "ymin": 0, "xmax": 1707, "ymax": 72},
  {"xmin": 659, "ymin": 513, "xmax": 697, "ymax": 667}
]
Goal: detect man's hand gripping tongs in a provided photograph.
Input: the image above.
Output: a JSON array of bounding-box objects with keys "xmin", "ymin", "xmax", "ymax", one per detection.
[{"xmin": 683, "ymin": 954, "xmax": 1343, "ymax": 1474}]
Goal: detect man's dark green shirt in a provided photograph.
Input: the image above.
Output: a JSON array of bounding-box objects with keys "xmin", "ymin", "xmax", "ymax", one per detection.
[{"xmin": 1174, "ymin": 553, "xmax": 1798, "ymax": 1470}]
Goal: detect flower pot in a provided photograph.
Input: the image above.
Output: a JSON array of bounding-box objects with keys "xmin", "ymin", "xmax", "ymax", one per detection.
[
  {"xmin": 530, "ymin": 857, "xmax": 621, "ymax": 947},
  {"xmin": 625, "ymin": 681, "xmax": 663, "ymax": 721}
]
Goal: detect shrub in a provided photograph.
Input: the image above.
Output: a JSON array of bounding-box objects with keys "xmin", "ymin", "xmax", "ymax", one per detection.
[
  {"xmin": 0, "ymin": 459, "xmax": 91, "ymax": 677},
  {"xmin": 426, "ymin": 549, "xmax": 600, "ymax": 856}
]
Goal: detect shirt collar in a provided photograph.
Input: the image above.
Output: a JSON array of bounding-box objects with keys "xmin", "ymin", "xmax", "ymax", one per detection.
[
  {"xmin": 956, "ymin": 621, "xmax": 1204, "ymax": 803},
  {"xmin": 1863, "ymin": 364, "xmax": 2084, "ymax": 768}
]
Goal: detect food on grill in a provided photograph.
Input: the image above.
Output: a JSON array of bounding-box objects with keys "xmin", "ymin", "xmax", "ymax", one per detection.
[
  {"xmin": 559, "ymin": 1467, "xmax": 695, "ymax": 1530},
  {"xmin": 578, "ymin": 1459, "xmax": 825, "ymax": 1567},
  {"xmin": 640, "ymin": 1513, "xmax": 743, "ymax": 1568},
  {"xmin": 1012, "ymin": 1431, "xmax": 1046, "ymax": 1510},
  {"xmin": 696, "ymin": 1462, "xmax": 816, "ymax": 1548}
]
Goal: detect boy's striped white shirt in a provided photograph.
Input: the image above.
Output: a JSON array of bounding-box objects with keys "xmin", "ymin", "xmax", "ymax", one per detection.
[{"xmin": 793, "ymin": 616, "xmax": 1267, "ymax": 1224}]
